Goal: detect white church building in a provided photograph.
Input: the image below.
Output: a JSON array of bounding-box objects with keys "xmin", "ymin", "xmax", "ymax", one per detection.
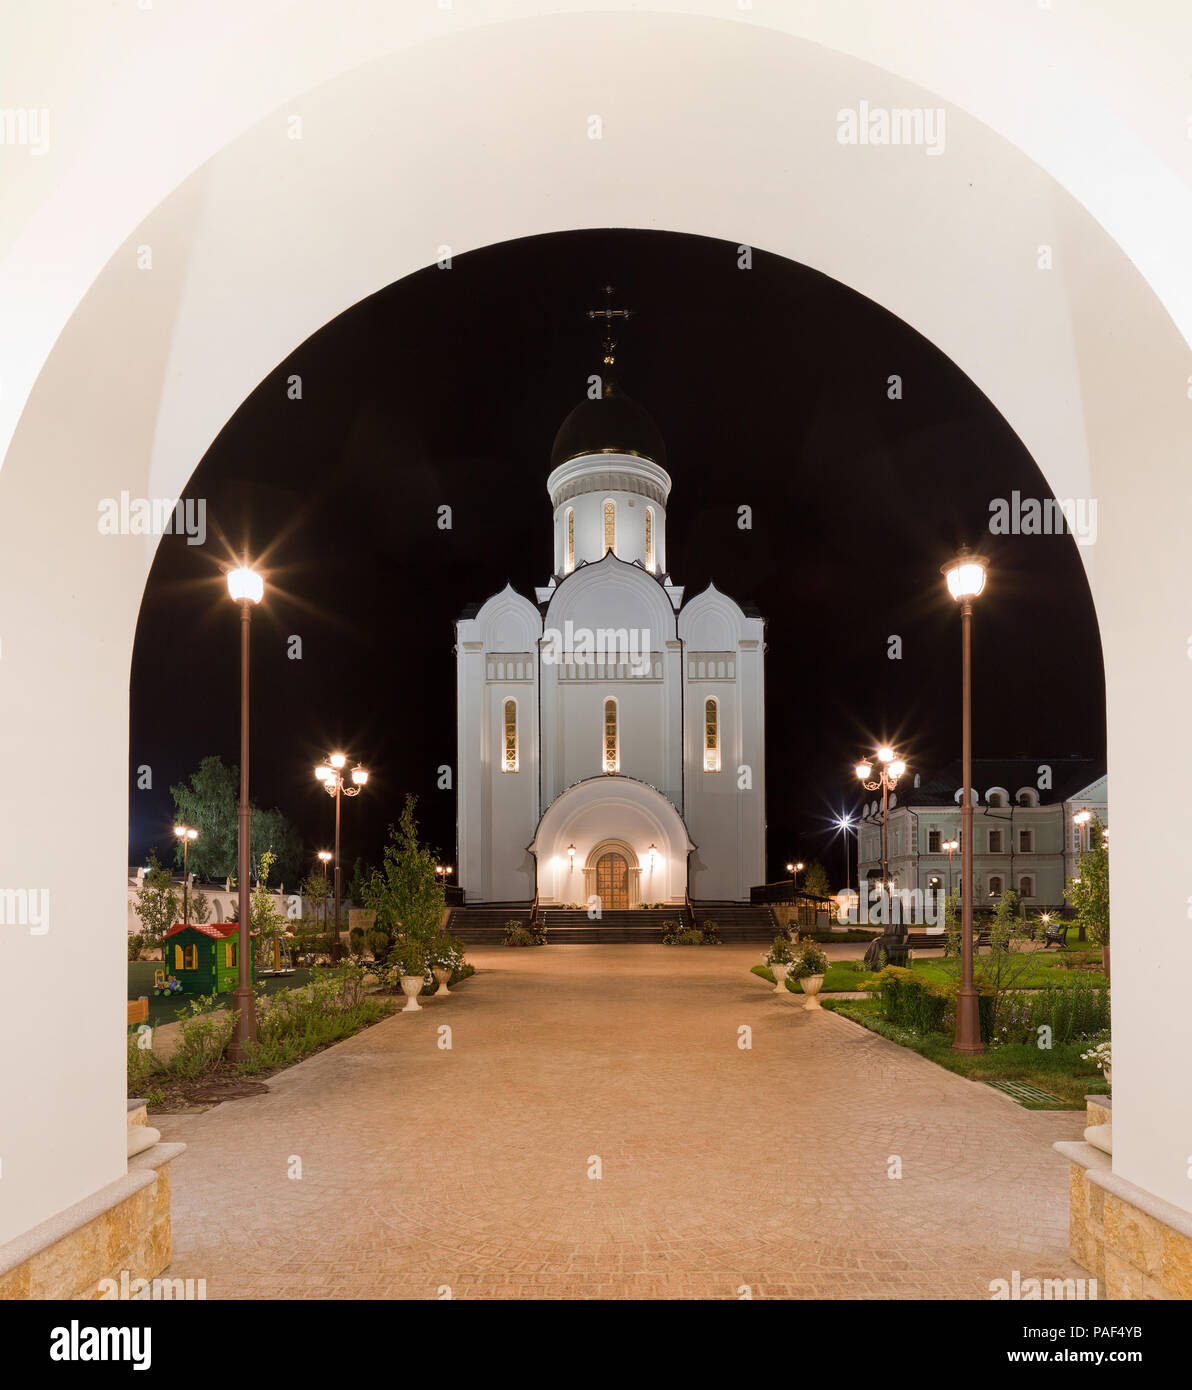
[{"xmin": 455, "ymin": 356, "xmax": 766, "ymax": 909}]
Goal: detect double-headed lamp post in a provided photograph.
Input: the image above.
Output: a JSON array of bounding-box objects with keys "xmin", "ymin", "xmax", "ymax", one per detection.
[
  {"xmin": 856, "ymin": 747, "xmax": 906, "ymax": 909},
  {"xmin": 315, "ymin": 754, "xmax": 369, "ymax": 946},
  {"xmin": 943, "ymin": 544, "xmax": 989, "ymax": 1055},
  {"xmin": 173, "ymin": 825, "xmax": 198, "ymax": 922},
  {"xmin": 226, "ymin": 561, "xmax": 264, "ymax": 1060},
  {"xmin": 786, "ymin": 861, "xmax": 805, "ymax": 889}
]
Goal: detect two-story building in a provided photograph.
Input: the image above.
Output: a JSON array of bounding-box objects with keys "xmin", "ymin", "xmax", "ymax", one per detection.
[{"xmin": 854, "ymin": 757, "xmax": 1106, "ymax": 910}]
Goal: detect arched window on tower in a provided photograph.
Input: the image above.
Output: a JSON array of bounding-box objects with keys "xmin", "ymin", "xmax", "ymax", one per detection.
[
  {"xmin": 565, "ymin": 508, "xmax": 574, "ymax": 573},
  {"xmin": 602, "ymin": 698, "xmax": 618, "ymax": 773},
  {"xmin": 502, "ymin": 698, "xmax": 518, "ymax": 773},
  {"xmin": 645, "ymin": 508, "xmax": 655, "ymax": 572},
  {"xmin": 704, "ymin": 697, "xmax": 720, "ymax": 772},
  {"xmin": 603, "ymin": 500, "xmax": 615, "ymax": 555}
]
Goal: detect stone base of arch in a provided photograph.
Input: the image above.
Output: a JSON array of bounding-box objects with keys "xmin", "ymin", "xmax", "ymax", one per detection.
[{"xmin": 530, "ymin": 776, "xmax": 693, "ymax": 907}]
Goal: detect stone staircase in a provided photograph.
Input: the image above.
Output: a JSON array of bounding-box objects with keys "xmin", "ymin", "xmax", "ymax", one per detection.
[
  {"xmin": 447, "ymin": 901, "xmax": 780, "ymax": 944},
  {"xmin": 538, "ymin": 907, "xmax": 691, "ymax": 943},
  {"xmin": 689, "ymin": 902, "xmax": 781, "ymax": 943},
  {"xmin": 445, "ymin": 905, "xmax": 533, "ymax": 944}
]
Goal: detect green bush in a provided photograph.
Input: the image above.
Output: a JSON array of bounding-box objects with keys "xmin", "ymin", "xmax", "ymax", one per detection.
[
  {"xmin": 170, "ymin": 993, "xmax": 236, "ymax": 1079},
  {"xmin": 127, "ymin": 1030, "xmax": 161, "ymax": 1094}
]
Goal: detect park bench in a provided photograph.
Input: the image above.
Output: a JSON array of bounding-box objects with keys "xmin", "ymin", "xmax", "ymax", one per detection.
[{"xmin": 1039, "ymin": 921, "xmax": 1068, "ymax": 949}]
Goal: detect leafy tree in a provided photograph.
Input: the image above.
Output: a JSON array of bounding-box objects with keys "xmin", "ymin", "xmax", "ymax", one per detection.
[
  {"xmin": 801, "ymin": 861, "xmax": 832, "ymax": 899},
  {"xmin": 134, "ymin": 852, "xmax": 179, "ymax": 946},
  {"xmin": 170, "ymin": 754, "xmax": 302, "ymax": 884},
  {"xmin": 1070, "ymin": 816, "xmax": 1109, "ymax": 979},
  {"xmin": 188, "ymin": 890, "xmax": 213, "ymax": 925},
  {"xmin": 170, "ymin": 756, "xmax": 238, "ymax": 878},
  {"xmin": 301, "ymin": 869, "xmax": 331, "ymax": 930},
  {"xmin": 362, "ymin": 795, "xmax": 445, "ymax": 945},
  {"xmin": 347, "ymin": 856, "xmax": 371, "ymax": 906},
  {"xmin": 250, "ymin": 849, "xmax": 287, "ymax": 966}
]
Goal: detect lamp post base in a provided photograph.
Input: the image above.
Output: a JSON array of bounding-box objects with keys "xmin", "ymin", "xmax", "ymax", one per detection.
[
  {"xmin": 952, "ymin": 987, "xmax": 985, "ymax": 1054},
  {"xmin": 227, "ymin": 985, "xmax": 258, "ymax": 1061}
]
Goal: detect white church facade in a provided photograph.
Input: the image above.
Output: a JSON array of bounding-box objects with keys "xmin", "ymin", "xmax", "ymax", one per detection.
[{"xmin": 455, "ymin": 370, "xmax": 766, "ymax": 908}]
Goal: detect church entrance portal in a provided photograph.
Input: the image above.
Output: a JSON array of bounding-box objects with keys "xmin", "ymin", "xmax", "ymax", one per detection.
[{"xmin": 595, "ymin": 851, "xmax": 630, "ymax": 909}]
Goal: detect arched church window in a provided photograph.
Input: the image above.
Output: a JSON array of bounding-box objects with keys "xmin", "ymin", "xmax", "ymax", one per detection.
[
  {"xmin": 704, "ymin": 697, "xmax": 720, "ymax": 771},
  {"xmin": 603, "ymin": 500, "xmax": 615, "ymax": 555},
  {"xmin": 565, "ymin": 508, "xmax": 574, "ymax": 573},
  {"xmin": 645, "ymin": 508, "xmax": 655, "ymax": 572},
  {"xmin": 603, "ymin": 698, "xmax": 618, "ymax": 773},
  {"xmin": 502, "ymin": 698, "xmax": 518, "ymax": 772}
]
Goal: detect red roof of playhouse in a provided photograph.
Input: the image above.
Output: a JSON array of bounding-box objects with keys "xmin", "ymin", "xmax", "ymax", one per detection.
[{"xmin": 164, "ymin": 922, "xmax": 256, "ymax": 940}]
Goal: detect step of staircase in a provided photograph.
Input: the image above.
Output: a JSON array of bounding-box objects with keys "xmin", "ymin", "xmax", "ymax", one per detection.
[
  {"xmin": 445, "ymin": 906, "xmax": 533, "ymax": 944},
  {"xmin": 446, "ymin": 903, "xmax": 779, "ymax": 944},
  {"xmin": 689, "ymin": 902, "xmax": 780, "ymax": 943}
]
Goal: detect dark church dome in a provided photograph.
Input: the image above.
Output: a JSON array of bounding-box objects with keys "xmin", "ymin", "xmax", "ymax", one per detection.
[{"xmin": 550, "ymin": 384, "xmax": 667, "ymax": 469}]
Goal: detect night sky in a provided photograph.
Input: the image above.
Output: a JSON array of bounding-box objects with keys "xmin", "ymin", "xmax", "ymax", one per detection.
[{"xmin": 129, "ymin": 229, "xmax": 1105, "ymax": 888}]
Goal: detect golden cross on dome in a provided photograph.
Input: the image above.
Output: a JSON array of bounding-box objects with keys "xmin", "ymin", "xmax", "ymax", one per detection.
[{"xmin": 587, "ymin": 284, "xmax": 632, "ymax": 367}]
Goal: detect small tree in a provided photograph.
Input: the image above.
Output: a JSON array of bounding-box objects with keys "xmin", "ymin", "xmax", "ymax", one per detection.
[
  {"xmin": 134, "ymin": 852, "xmax": 179, "ymax": 947},
  {"xmin": 801, "ymin": 861, "xmax": 832, "ymax": 900},
  {"xmin": 301, "ymin": 869, "xmax": 331, "ymax": 930},
  {"xmin": 250, "ymin": 848, "xmax": 286, "ymax": 963},
  {"xmin": 188, "ymin": 890, "xmax": 213, "ymax": 925},
  {"xmin": 1070, "ymin": 816, "xmax": 1109, "ymax": 980},
  {"xmin": 363, "ymin": 795, "xmax": 446, "ymax": 945},
  {"xmin": 975, "ymin": 889, "xmax": 1036, "ymax": 1026}
]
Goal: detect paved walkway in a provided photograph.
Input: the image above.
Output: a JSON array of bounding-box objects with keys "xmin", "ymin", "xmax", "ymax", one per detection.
[{"xmin": 158, "ymin": 945, "xmax": 1085, "ymax": 1299}]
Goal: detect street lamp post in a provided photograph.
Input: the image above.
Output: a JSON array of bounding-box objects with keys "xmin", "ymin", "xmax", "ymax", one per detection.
[
  {"xmin": 173, "ymin": 824, "xmax": 198, "ymax": 923},
  {"xmin": 943, "ymin": 545, "xmax": 989, "ymax": 1055},
  {"xmin": 226, "ymin": 560, "xmax": 264, "ymax": 1060},
  {"xmin": 943, "ymin": 838, "xmax": 959, "ymax": 900},
  {"xmin": 856, "ymin": 747, "xmax": 907, "ymax": 962},
  {"xmin": 315, "ymin": 753, "xmax": 369, "ymax": 950}
]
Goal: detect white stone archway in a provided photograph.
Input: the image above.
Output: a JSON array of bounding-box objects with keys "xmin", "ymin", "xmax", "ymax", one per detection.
[
  {"xmin": 2, "ymin": 6, "xmax": 1192, "ymax": 1249},
  {"xmin": 530, "ymin": 776, "xmax": 693, "ymax": 906}
]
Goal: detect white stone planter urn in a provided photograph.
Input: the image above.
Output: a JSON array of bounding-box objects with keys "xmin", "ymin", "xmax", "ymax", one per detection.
[
  {"xmin": 800, "ymin": 974, "xmax": 825, "ymax": 1010},
  {"xmin": 770, "ymin": 962, "xmax": 789, "ymax": 993},
  {"xmin": 1102, "ymin": 1063, "xmax": 1112, "ymax": 1087},
  {"xmin": 399, "ymin": 974, "xmax": 424, "ymax": 1012},
  {"xmin": 432, "ymin": 966, "xmax": 451, "ymax": 997}
]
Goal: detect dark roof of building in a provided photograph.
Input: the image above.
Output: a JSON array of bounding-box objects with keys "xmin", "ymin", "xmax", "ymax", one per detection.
[
  {"xmin": 550, "ymin": 383, "xmax": 667, "ymax": 469},
  {"xmin": 888, "ymin": 757, "xmax": 1106, "ymax": 809}
]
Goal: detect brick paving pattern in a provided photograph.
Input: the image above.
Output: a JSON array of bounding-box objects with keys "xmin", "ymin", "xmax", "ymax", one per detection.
[{"xmin": 159, "ymin": 944, "xmax": 1086, "ymax": 1299}]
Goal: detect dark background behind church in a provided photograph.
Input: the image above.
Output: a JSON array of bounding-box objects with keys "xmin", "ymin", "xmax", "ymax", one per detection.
[{"xmin": 129, "ymin": 229, "xmax": 1105, "ymax": 889}]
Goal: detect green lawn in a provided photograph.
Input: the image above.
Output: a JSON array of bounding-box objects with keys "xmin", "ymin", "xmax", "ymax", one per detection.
[
  {"xmin": 752, "ymin": 945, "xmax": 1105, "ymax": 996},
  {"xmin": 821, "ymin": 997, "xmax": 1108, "ymax": 1109},
  {"xmin": 128, "ymin": 961, "xmax": 314, "ymax": 1026}
]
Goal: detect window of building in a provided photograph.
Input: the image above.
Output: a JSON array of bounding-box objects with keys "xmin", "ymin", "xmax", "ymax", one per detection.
[
  {"xmin": 1016, "ymin": 788, "xmax": 1038, "ymax": 807},
  {"xmin": 928, "ymin": 829, "xmax": 941, "ymax": 853},
  {"xmin": 988, "ymin": 790, "xmax": 1007, "ymax": 807},
  {"xmin": 225, "ymin": 941, "xmax": 236, "ymax": 967},
  {"xmin": 988, "ymin": 875, "xmax": 1004, "ymax": 897},
  {"xmin": 565, "ymin": 508, "xmax": 574, "ymax": 573},
  {"xmin": 645, "ymin": 508, "xmax": 655, "ymax": 572},
  {"xmin": 603, "ymin": 698, "xmax": 618, "ymax": 772},
  {"xmin": 1019, "ymin": 875, "xmax": 1035, "ymax": 899},
  {"xmin": 173, "ymin": 943, "xmax": 184, "ymax": 970},
  {"xmin": 989, "ymin": 829, "xmax": 1004, "ymax": 853},
  {"xmin": 1018, "ymin": 828, "xmax": 1033, "ymax": 853},
  {"xmin": 502, "ymin": 698, "xmax": 518, "ymax": 773},
  {"xmin": 183, "ymin": 944, "xmax": 197, "ymax": 970},
  {"xmin": 704, "ymin": 697, "xmax": 720, "ymax": 771},
  {"xmin": 603, "ymin": 500, "xmax": 615, "ymax": 555}
]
